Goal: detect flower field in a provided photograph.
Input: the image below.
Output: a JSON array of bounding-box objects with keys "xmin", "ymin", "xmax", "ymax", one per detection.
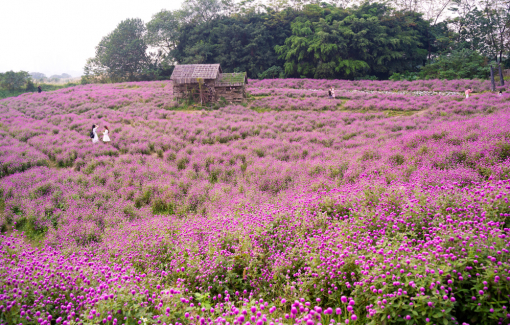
[
  {"xmin": 0, "ymin": 80, "xmax": 509, "ymax": 325},
  {"xmin": 248, "ymin": 79, "xmax": 509, "ymax": 93}
]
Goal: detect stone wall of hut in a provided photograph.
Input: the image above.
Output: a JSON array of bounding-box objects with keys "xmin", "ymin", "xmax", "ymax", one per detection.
[
  {"xmin": 214, "ymin": 86, "xmax": 245, "ymax": 103},
  {"xmin": 173, "ymin": 82, "xmax": 246, "ymax": 104}
]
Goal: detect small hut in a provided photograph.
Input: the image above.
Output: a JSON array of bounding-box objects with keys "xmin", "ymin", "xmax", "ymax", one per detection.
[
  {"xmin": 170, "ymin": 64, "xmax": 248, "ymax": 104},
  {"xmin": 215, "ymin": 72, "xmax": 248, "ymax": 103}
]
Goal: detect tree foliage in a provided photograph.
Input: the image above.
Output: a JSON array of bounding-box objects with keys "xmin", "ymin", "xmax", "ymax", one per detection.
[
  {"xmin": 275, "ymin": 3, "xmax": 429, "ymax": 79},
  {"xmin": 84, "ymin": 18, "xmax": 159, "ymax": 83},
  {"xmin": 169, "ymin": 10, "xmax": 296, "ymax": 77},
  {"xmin": 448, "ymin": 0, "xmax": 510, "ymax": 62},
  {"xmin": 145, "ymin": 10, "xmax": 182, "ymax": 61},
  {"xmin": 84, "ymin": 0, "xmax": 510, "ymax": 82},
  {"xmin": 0, "ymin": 71, "xmax": 31, "ymax": 90},
  {"xmin": 258, "ymin": 66, "xmax": 285, "ymax": 79},
  {"xmin": 420, "ymin": 48, "xmax": 493, "ymax": 79}
]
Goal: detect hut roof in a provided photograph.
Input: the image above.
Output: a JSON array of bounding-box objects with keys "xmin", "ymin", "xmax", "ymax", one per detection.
[
  {"xmin": 170, "ymin": 64, "xmax": 222, "ymax": 84},
  {"xmin": 215, "ymin": 72, "xmax": 248, "ymax": 87}
]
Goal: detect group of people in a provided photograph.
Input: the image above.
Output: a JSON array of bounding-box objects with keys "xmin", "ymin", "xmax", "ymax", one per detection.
[
  {"xmin": 91, "ymin": 125, "xmax": 110, "ymax": 144},
  {"xmin": 328, "ymin": 87, "xmax": 336, "ymax": 99},
  {"xmin": 465, "ymin": 88, "xmax": 503, "ymax": 98}
]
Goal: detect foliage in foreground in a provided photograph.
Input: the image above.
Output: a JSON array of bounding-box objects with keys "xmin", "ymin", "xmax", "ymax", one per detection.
[{"xmin": 0, "ymin": 178, "xmax": 509, "ymax": 325}]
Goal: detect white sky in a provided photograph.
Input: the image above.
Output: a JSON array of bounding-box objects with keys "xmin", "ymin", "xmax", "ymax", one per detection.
[{"xmin": 0, "ymin": 0, "xmax": 184, "ymax": 77}]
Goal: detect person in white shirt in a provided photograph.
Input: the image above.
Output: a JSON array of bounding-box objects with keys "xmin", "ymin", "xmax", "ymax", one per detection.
[
  {"xmin": 103, "ymin": 126, "xmax": 111, "ymax": 143},
  {"xmin": 92, "ymin": 125, "xmax": 99, "ymax": 144}
]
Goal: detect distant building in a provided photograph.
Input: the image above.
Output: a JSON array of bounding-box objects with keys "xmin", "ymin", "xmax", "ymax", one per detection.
[{"xmin": 170, "ymin": 64, "xmax": 248, "ymax": 104}]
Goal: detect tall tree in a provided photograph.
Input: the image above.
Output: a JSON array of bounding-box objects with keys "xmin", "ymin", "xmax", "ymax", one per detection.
[
  {"xmin": 86, "ymin": 18, "xmax": 152, "ymax": 82},
  {"xmin": 449, "ymin": 0, "xmax": 510, "ymax": 62},
  {"xmin": 388, "ymin": 0, "xmax": 453, "ymax": 22},
  {"xmin": 146, "ymin": 10, "xmax": 182, "ymax": 63},
  {"xmin": 169, "ymin": 10, "xmax": 295, "ymax": 77},
  {"xmin": 180, "ymin": 0, "xmax": 231, "ymax": 24},
  {"xmin": 420, "ymin": 48, "xmax": 493, "ymax": 79},
  {"xmin": 276, "ymin": 3, "xmax": 429, "ymax": 79},
  {"xmin": 0, "ymin": 71, "xmax": 30, "ymax": 90},
  {"xmin": 481, "ymin": 0, "xmax": 510, "ymax": 62}
]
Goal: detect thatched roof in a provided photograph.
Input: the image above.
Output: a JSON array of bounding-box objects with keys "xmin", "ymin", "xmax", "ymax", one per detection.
[
  {"xmin": 170, "ymin": 64, "xmax": 222, "ymax": 84},
  {"xmin": 215, "ymin": 72, "xmax": 248, "ymax": 87}
]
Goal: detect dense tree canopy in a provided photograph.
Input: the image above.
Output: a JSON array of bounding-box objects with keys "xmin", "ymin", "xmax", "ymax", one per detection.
[
  {"xmin": 84, "ymin": 0, "xmax": 510, "ymax": 82},
  {"xmin": 83, "ymin": 18, "xmax": 157, "ymax": 83},
  {"xmin": 449, "ymin": 0, "xmax": 510, "ymax": 62},
  {"xmin": 171, "ymin": 10, "xmax": 297, "ymax": 77},
  {"xmin": 275, "ymin": 3, "xmax": 429, "ymax": 79},
  {"xmin": 0, "ymin": 71, "xmax": 31, "ymax": 90},
  {"xmin": 419, "ymin": 48, "xmax": 494, "ymax": 79}
]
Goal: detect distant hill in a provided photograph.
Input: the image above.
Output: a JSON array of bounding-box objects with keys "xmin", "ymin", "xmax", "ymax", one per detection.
[
  {"xmin": 29, "ymin": 72, "xmax": 47, "ymax": 80},
  {"xmin": 49, "ymin": 73, "xmax": 72, "ymax": 79},
  {"xmin": 29, "ymin": 72, "xmax": 78, "ymax": 84},
  {"xmin": 30, "ymin": 72, "xmax": 75, "ymax": 82}
]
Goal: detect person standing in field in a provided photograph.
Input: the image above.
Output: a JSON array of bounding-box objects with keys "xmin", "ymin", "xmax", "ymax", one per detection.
[
  {"xmin": 91, "ymin": 125, "xmax": 99, "ymax": 144},
  {"xmin": 102, "ymin": 126, "xmax": 111, "ymax": 143},
  {"xmin": 37, "ymin": 86, "xmax": 42, "ymax": 93},
  {"xmin": 465, "ymin": 88, "xmax": 472, "ymax": 98},
  {"xmin": 331, "ymin": 87, "xmax": 336, "ymax": 99}
]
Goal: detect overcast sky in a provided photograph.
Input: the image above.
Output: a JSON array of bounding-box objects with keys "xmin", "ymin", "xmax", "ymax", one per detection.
[{"xmin": 0, "ymin": 0, "xmax": 184, "ymax": 77}]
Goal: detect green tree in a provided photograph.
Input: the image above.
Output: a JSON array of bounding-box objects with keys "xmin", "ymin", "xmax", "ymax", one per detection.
[
  {"xmin": 275, "ymin": 3, "xmax": 429, "ymax": 79},
  {"xmin": 258, "ymin": 65, "xmax": 285, "ymax": 79},
  {"xmin": 81, "ymin": 57, "xmax": 109, "ymax": 84},
  {"xmin": 170, "ymin": 10, "xmax": 295, "ymax": 77},
  {"xmin": 86, "ymin": 18, "xmax": 152, "ymax": 82},
  {"xmin": 482, "ymin": 0, "xmax": 510, "ymax": 63},
  {"xmin": 90, "ymin": 0, "xmax": 505, "ymax": 81},
  {"xmin": 25, "ymin": 79, "xmax": 36, "ymax": 92},
  {"xmin": 0, "ymin": 71, "xmax": 30, "ymax": 90},
  {"xmin": 419, "ymin": 48, "xmax": 493, "ymax": 79},
  {"xmin": 146, "ymin": 10, "xmax": 182, "ymax": 63},
  {"xmin": 180, "ymin": 0, "xmax": 231, "ymax": 23},
  {"xmin": 448, "ymin": 0, "xmax": 510, "ymax": 62}
]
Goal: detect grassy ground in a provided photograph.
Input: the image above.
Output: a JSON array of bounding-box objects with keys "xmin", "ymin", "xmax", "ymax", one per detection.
[{"xmin": 0, "ymin": 82, "xmax": 79, "ymax": 99}]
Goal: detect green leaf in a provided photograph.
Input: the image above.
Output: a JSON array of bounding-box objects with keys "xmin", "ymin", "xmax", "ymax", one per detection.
[{"xmin": 433, "ymin": 312, "xmax": 443, "ymax": 318}]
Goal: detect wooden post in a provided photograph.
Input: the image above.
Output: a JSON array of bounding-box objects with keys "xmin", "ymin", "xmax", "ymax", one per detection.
[
  {"xmin": 490, "ymin": 66, "xmax": 496, "ymax": 92},
  {"xmin": 197, "ymin": 78, "xmax": 204, "ymax": 105},
  {"xmin": 499, "ymin": 64, "xmax": 505, "ymax": 87}
]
